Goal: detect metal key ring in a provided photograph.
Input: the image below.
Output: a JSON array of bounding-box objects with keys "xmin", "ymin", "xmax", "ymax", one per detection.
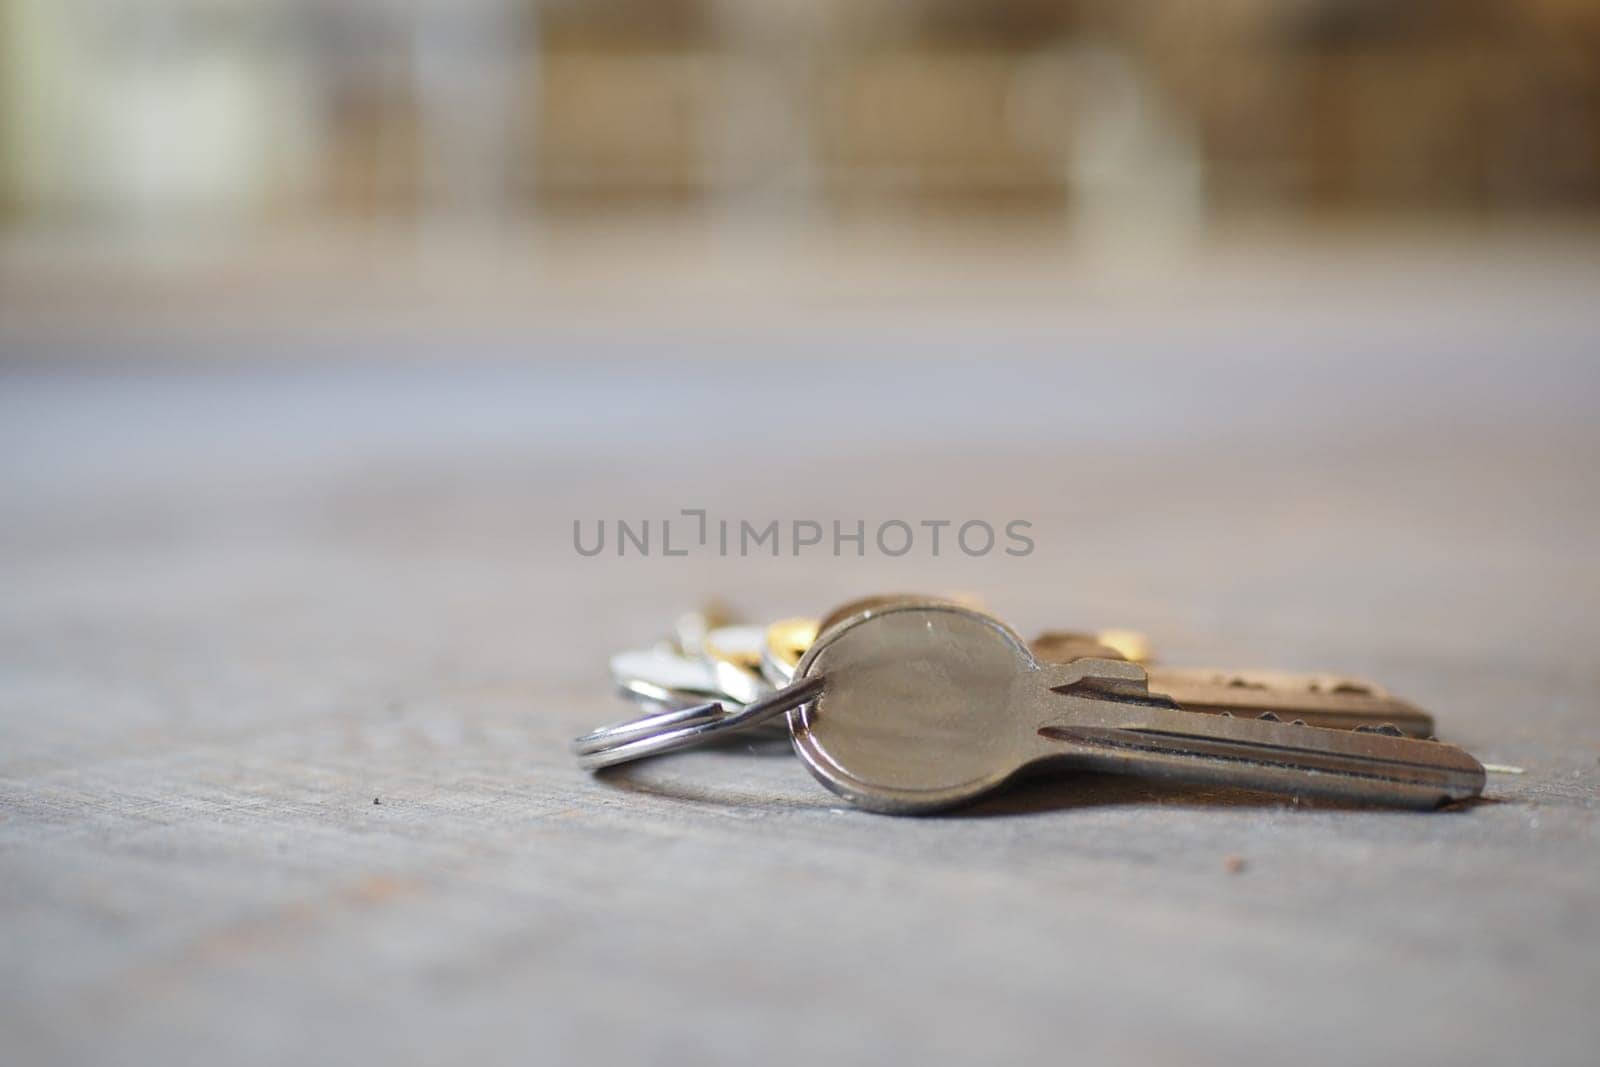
[
  {"xmin": 571, "ymin": 700, "xmax": 730, "ymax": 757},
  {"xmin": 574, "ymin": 675, "xmax": 824, "ymax": 771}
]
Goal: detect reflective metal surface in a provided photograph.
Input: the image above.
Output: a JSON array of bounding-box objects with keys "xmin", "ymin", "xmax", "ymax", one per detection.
[
  {"xmin": 790, "ymin": 603, "xmax": 1484, "ymax": 814},
  {"xmin": 572, "ymin": 676, "xmax": 824, "ymax": 771}
]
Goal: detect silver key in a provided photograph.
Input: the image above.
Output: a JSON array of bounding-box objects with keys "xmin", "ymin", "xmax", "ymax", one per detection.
[
  {"xmin": 701, "ymin": 624, "xmax": 776, "ymax": 705},
  {"xmin": 609, "ymin": 646, "xmax": 730, "ymax": 710},
  {"xmin": 789, "ymin": 602, "xmax": 1485, "ymax": 815},
  {"xmin": 606, "ymin": 630, "xmax": 784, "ymax": 753},
  {"xmin": 614, "ymin": 603, "xmax": 771, "ymax": 711},
  {"xmin": 611, "ymin": 628, "xmax": 775, "ymax": 711}
]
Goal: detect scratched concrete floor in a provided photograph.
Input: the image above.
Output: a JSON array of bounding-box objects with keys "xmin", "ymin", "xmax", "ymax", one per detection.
[{"xmin": 2, "ymin": 236, "xmax": 1598, "ymax": 1066}]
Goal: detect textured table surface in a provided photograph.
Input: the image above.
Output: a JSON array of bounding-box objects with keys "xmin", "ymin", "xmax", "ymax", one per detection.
[{"xmin": 3, "ymin": 239, "xmax": 1599, "ymax": 1066}]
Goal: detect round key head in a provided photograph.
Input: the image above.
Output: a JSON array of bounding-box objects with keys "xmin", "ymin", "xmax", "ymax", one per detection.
[
  {"xmin": 815, "ymin": 593, "xmax": 942, "ymax": 635},
  {"xmin": 791, "ymin": 602, "xmax": 1042, "ymax": 813},
  {"xmin": 814, "ymin": 591, "xmax": 987, "ymax": 635}
]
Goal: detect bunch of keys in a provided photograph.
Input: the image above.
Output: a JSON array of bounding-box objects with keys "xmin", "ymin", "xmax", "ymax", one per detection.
[
  {"xmin": 609, "ymin": 595, "xmax": 1434, "ymax": 736},
  {"xmin": 578, "ymin": 598, "xmax": 1485, "ymax": 814}
]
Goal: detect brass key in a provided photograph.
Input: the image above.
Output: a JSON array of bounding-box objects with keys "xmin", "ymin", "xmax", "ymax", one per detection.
[
  {"xmin": 1137, "ymin": 666, "xmax": 1432, "ymax": 737},
  {"xmin": 1031, "ymin": 630, "xmax": 1434, "ymax": 737}
]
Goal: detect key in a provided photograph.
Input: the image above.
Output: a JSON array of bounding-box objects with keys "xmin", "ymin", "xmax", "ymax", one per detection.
[
  {"xmin": 614, "ymin": 601, "xmax": 751, "ymax": 712},
  {"xmin": 610, "ymin": 646, "xmax": 731, "ymax": 711},
  {"xmin": 1140, "ymin": 666, "xmax": 1433, "ymax": 737},
  {"xmin": 769, "ymin": 605, "xmax": 1429, "ymax": 736},
  {"xmin": 1030, "ymin": 629, "xmax": 1153, "ymax": 664},
  {"xmin": 670, "ymin": 602, "xmax": 737, "ymax": 659},
  {"xmin": 1029, "ymin": 630, "xmax": 1138, "ymax": 664},
  {"xmin": 1094, "ymin": 628, "xmax": 1153, "ymax": 664},
  {"xmin": 788, "ymin": 602, "xmax": 1484, "ymax": 815},
  {"xmin": 814, "ymin": 591, "xmax": 992, "ymax": 636},
  {"xmin": 611, "ymin": 614, "xmax": 774, "ymax": 713},
  {"xmin": 761, "ymin": 617, "xmax": 820, "ymax": 687},
  {"xmin": 702, "ymin": 624, "xmax": 776, "ymax": 705},
  {"xmin": 611, "ymin": 618, "xmax": 786, "ymax": 750},
  {"xmin": 764, "ymin": 596, "xmax": 967, "ymax": 687},
  {"xmin": 1028, "ymin": 631, "xmax": 1432, "ymax": 736},
  {"xmin": 766, "ymin": 606, "xmax": 1153, "ymax": 688},
  {"xmin": 816, "ymin": 593, "xmax": 959, "ymax": 635}
]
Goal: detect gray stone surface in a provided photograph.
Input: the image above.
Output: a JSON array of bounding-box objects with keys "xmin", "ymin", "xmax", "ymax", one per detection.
[{"xmin": 3, "ymin": 260, "xmax": 1598, "ymax": 1065}]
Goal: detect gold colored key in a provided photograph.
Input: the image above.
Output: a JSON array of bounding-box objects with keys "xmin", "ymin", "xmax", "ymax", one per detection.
[{"xmin": 1035, "ymin": 630, "xmax": 1430, "ymax": 735}]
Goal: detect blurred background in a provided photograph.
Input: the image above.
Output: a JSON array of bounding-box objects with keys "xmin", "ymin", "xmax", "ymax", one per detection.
[
  {"xmin": 5, "ymin": 0, "xmax": 1600, "ymax": 226},
  {"xmin": 3, "ymin": 0, "xmax": 1600, "ymax": 683},
  {"xmin": 3, "ymin": 0, "xmax": 1600, "ymax": 329},
  {"xmin": 3, "ymin": 0, "xmax": 1599, "ymax": 644}
]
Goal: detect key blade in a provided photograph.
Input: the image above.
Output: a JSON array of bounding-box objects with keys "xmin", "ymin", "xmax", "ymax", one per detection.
[
  {"xmin": 1035, "ymin": 702, "xmax": 1484, "ymax": 809},
  {"xmin": 1149, "ymin": 667, "xmax": 1390, "ymax": 698},
  {"xmin": 1145, "ymin": 674, "xmax": 1435, "ymax": 737}
]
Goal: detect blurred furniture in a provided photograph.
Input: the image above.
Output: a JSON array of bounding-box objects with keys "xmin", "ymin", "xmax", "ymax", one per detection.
[{"xmin": 3, "ymin": 0, "xmax": 1598, "ymax": 225}]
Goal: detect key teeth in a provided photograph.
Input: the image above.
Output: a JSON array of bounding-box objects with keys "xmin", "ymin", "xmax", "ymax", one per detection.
[
  {"xmin": 1257, "ymin": 712, "xmax": 1281, "ymax": 722},
  {"xmin": 1290, "ymin": 719, "xmax": 1308, "ymax": 727},
  {"xmin": 1375, "ymin": 723, "xmax": 1404, "ymax": 737}
]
